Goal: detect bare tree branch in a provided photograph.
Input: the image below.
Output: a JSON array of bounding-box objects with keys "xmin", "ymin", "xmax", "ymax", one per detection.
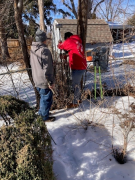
[
  {"xmin": 97, "ymin": 0, "xmax": 126, "ymax": 21},
  {"xmin": 62, "ymin": 0, "xmax": 77, "ymax": 18},
  {"xmin": 62, "ymin": 0, "xmax": 72, "ymax": 11},
  {"xmin": 93, "ymin": 0, "xmax": 105, "ymax": 14},
  {"xmin": 70, "ymin": 0, "xmax": 77, "ymax": 18}
]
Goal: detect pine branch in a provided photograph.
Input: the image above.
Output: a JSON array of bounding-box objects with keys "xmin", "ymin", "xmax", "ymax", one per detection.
[{"xmin": 62, "ymin": 0, "xmax": 72, "ymax": 12}]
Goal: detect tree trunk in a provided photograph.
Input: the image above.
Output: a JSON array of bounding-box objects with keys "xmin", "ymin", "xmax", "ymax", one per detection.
[
  {"xmin": 38, "ymin": 0, "xmax": 45, "ymax": 31},
  {"xmin": 14, "ymin": 0, "xmax": 40, "ymax": 109},
  {"xmin": 77, "ymin": 0, "xmax": 88, "ymax": 91},
  {"xmin": 0, "ymin": 1, "xmax": 10, "ymax": 60},
  {"xmin": 87, "ymin": 0, "xmax": 92, "ymax": 19},
  {"xmin": 0, "ymin": 23, "xmax": 10, "ymax": 60},
  {"xmin": 77, "ymin": 0, "xmax": 88, "ymax": 50}
]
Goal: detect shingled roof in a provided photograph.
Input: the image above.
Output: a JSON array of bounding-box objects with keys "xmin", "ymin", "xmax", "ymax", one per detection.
[{"xmin": 54, "ymin": 19, "xmax": 113, "ymax": 43}]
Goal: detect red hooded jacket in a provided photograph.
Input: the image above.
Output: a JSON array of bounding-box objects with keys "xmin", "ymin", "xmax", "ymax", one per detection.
[{"xmin": 57, "ymin": 35, "xmax": 87, "ymax": 70}]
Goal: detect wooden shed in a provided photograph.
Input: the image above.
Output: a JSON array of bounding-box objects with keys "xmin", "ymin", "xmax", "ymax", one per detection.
[
  {"xmin": 52, "ymin": 19, "xmax": 113, "ymax": 55},
  {"xmin": 107, "ymin": 21, "xmax": 133, "ymax": 42}
]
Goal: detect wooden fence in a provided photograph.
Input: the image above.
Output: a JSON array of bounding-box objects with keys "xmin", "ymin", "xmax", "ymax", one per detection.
[{"xmin": 0, "ymin": 38, "xmax": 33, "ymax": 54}]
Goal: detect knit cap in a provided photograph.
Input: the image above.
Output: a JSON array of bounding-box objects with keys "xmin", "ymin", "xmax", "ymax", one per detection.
[{"xmin": 35, "ymin": 29, "xmax": 47, "ymax": 42}]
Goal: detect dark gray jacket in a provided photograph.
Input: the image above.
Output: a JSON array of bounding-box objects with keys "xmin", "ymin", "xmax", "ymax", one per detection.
[{"xmin": 30, "ymin": 42, "xmax": 54, "ymax": 89}]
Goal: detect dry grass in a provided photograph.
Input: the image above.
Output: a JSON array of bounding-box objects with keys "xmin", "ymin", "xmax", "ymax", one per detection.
[{"xmin": 122, "ymin": 59, "xmax": 135, "ymax": 65}]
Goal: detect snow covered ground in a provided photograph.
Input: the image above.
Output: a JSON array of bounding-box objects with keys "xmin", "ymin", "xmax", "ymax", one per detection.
[
  {"xmin": 112, "ymin": 42, "xmax": 135, "ymax": 59},
  {"xmin": 1, "ymin": 42, "xmax": 135, "ymax": 180},
  {"xmin": 47, "ymin": 96, "xmax": 135, "ymax": 180},
  {"xmin": 0, "ymin": 62, "xmax": 36, "ymax": 106}
]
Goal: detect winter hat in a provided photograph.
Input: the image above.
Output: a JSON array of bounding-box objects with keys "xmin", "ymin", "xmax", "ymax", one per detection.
[{"xmin": 35, "ymin": 29, "xmax": 47, "ymax": 42}]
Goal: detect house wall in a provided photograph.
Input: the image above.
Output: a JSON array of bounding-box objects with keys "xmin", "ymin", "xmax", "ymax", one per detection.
[{"xmin": 52, "ymin": 20, "xmax": 61, "ymax": 58}]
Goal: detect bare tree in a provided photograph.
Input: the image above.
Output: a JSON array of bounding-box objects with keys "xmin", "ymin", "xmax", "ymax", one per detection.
[
  {"xmin": 87, "ymin": 0, "xmax": 105, "ymax": 19},
  {"xmin": 97, "ymin": 0, "xmax": 126, "ymax": 22},
  {"xmin": 127, "ymin": 13, "xmax": 135, "ymax": 26},
  {"xmin": 61, "ymin": 0, "xmax": 105, "ymax": 19},
  {"xmin": 62, "ymin": 0, "xmax": 78, "ymax": 18},
  {"xmin": 38, "ymin": 0, "xmax": 46, "ymax": 31},
  {"xmin": 77, "ymin": 0, "xmax": 88, "ymax": 49},
  {"xmin": 77, "ymin": 0, "xmax": 88, "ymax": 90},
  {"xmin": 0, "ymin": 1, "xmax": 11, "ymax": 60},
  {"xmin": 14, "ymin": 0, "xmax": 40, "ymax": 108}
]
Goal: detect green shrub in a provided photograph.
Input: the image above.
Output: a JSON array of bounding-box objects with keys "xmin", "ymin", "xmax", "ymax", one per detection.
[
  {"xmin": 0, "ymin": 96, "xmax": 55, "ymax": 180},
  {"xmin": 0, "ymin": 95, "xmax": 30, "ymax": 125}
]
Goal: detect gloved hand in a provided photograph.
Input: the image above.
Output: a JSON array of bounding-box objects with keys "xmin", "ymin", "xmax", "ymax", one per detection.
[
  {"xmin": 60, "ymin": 54, "xmax": 68, "ymax": 60},
  {"xmin": 48, "ymin": 83, "xmax": 55, "ymax": 90},
  {"xmin": 58, "ymin": 40, "xmax": 62, "ymax": 43}
]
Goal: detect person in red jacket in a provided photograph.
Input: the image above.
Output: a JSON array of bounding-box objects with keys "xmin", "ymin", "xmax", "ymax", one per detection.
[{"xmin": 57, "ymin": 32, "xmax": 87, "ymax": 108}]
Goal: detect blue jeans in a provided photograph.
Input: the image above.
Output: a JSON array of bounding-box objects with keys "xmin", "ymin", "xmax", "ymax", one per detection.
[
  {"xmin": 72, "ymin": 70, "xmax": 86, "ymax": 104},
  {"xmin": 37, "ymin": 88, "xmax": 53, "ymax": 121}
]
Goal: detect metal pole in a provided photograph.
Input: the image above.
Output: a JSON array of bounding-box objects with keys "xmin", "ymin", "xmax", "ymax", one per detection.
[
  {"xmin": 98, "ymin": 66, "xmax": 103, "ymax": 99},
  {"xmin": 94, "ymin": 66, "xmax": 97, "ymax": 100}
]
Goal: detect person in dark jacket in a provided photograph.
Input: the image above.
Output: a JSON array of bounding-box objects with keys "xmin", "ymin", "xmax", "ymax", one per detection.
[
  {"xmin": 30, "ymin": 29, "xmax": 55, "ymax": 122},
  {"xmin": 58, "ymin": 32, "xmax": 87, "ymax": 108}
]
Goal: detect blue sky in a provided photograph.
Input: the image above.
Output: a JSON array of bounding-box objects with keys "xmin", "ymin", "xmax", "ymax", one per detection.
[
  {"xmin": 123, "ymin": 0, "xmax": 135, "ymax": 9},
  {"xmin": 52, "ymin": 0, "xmax": 77, "ymax": 19},
  {"xmin": 52, "ymin": 0, "xmax": 135, "ymax": 21},
  {"xmin": 125, "ymin": 0, "xmax": 135, "ymax": 5},
  {"xmin": 35, "ymin": 0, "xmax": 135, "ymax": 25},
  {"xmin": 31, "ymin": 0, "xmax": 135, "ymax": 32}
]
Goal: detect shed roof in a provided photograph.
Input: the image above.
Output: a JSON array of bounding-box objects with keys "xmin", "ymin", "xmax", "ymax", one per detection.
[
  {"xmin": 54, "ymin": 19, "xmax": 113, "ymax": 43},
  {"xmin": 107, "ymin": 21, "xmax": 133, "ymax": 29}
]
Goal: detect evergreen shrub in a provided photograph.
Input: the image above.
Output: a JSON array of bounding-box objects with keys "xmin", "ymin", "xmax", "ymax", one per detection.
[{"xmin": 0, "ymin": 95, "xmax": 55, "ymax": 180}]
